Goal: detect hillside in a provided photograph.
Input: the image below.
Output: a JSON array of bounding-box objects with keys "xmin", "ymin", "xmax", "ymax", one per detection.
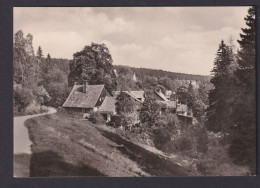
[
  {"xmin": 25, "ymin": 113, "xmax": 188, "ymax": 177},
  {"xmin": 114, "ymin": 65, "xmax": 211, "ymax": 83}
]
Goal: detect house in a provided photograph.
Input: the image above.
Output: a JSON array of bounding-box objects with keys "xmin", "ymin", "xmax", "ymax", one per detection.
[
  {"xmin": 62, "ymin": 82, "xmax": 115, "ymax": 120},
  {"xmin": 176, "ymin": 103, "xmax": 193, "ymax": 124},
  {"xmin": 112, "ymin": 90, "xmax": 145, "ymax": 103},
  {"xmin": 165, "ymin": 90, "xmax": 176, "ymax": 100},
  {"xmin": 150, "ymin": 88, "xmax": 169, "ymax": 101},
  {"xmin": 152, "ymin": 89, "xmax": 194, "ymax": 125},
  {"xmin": 63, "ymin": 82, "xmax": 193, "ymax": 124},
  {"xmin": 97, "ymin": 96, "xmax": 116, "ymax": 121}
]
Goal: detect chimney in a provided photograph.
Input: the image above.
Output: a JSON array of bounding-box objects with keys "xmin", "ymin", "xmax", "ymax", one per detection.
[{"xmin": 83, "ymin": 80, "xmax": 88, "ymax": 93}]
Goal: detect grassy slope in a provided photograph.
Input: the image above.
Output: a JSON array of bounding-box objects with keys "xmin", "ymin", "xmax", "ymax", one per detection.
[{"xmin": 25, "ymin": 113, "xmax": 188, "ymax": 177}]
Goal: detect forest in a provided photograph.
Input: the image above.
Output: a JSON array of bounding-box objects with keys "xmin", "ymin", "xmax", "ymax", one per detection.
[{"xmin": 13, "ymin": 6, "xmax": 256, "ymax": 175}]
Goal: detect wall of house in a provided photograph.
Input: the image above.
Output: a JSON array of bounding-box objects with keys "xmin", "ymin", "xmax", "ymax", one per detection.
[
  {"xmin": 64, "ymin": 107, "xmax": 92, "ymax": 114},
  {"xmin": 95, "ymin": 88, "xmax": 112, "ymax": 107},
  {"xmin": 177, "ymin": 115, "xmax": 193, "ymax": 125}
]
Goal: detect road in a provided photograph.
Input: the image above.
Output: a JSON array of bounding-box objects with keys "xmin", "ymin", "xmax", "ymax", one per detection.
[{"xmin": 13, "ymin": 108, "xmax": 56, "ymax": 177}]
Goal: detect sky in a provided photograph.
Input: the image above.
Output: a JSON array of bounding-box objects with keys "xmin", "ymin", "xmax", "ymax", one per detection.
[{"xmin": 14, "ymin": 7, "xmax": 249, "ymax": 75}]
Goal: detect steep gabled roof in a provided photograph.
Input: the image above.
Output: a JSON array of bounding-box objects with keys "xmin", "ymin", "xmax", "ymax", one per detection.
[
  {"xmin": 112, "ymin": 90, "xmax": 144, "ymax": 103},
  {"xmin": 130, "ymin": 91, "xmax": 144, "ymax": 99},
  {"xmin": 98, "ymin": 96, "xmax": 116, "ymax": 113},
  {"xmin": 154, "ymin": 90, "xmax": 169, "ymax": 101},
  {"xmin": 62, "ymin": 84, "xmax": 105, "ymax": 108}
]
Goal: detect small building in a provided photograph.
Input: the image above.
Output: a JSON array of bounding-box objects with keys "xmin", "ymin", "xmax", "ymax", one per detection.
[
  {"xmin": 149, "ymin": 88, "xmax": 169, "ymax": 101},
  {"xmin": 165, "ymin": 90, "xmax": 176, "ymax": 100},
  {"xmin": 112, "ymin": 90, "xmax": 145, "ymax": 103},
  {"xmin": 97, "ymin": 96, "xmax": 116, "ymax": 122},
  {"xmin": 62, "ymin": 82, "xmax": 114, "ymax": 120}
]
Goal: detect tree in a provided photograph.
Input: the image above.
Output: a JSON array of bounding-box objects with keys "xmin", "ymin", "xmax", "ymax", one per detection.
[
  {"xmin": 115, "ymin": 92, "xmax": 136, "ymax": 114},
  {"xmin": 68, "ymin": 43, "xmax": 117, "ymax": 92},
  {"xmin": 188, "ymin": 81, "xmax": 194, "ymax": 93},
  {"xmin": 47, "ymin": 53, "xmax": 51, "ymax": 62},
  {"xmin": 13, "ymin": 30, "xmax": 39, "ymax": 86},
  {"xmin": 37, "ymin": 46, "xmax": 43, "ymax": 59},
  {"xmin": 206, "ymin": 40, "xmax": 235, "ymax": 133},
  {"xmin": 138, "ymin": 94, "xmax": 160, "ymax": 126},
  {"xmin": 229, "ymin": 6, "xmax": 256, "ymax": 173}
]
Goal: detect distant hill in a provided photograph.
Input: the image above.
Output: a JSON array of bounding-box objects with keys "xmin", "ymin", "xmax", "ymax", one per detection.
[{"xmin": 114, "ymin": 65, "xmax": 211, "ymax": 83}]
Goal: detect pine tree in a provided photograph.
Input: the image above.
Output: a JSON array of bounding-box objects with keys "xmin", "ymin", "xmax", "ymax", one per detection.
[
  {"xmin": 206, "ymin": 40, "xmax": 235, "ymax": 134},
  {"xmin": 37, "ymin": 46, "xmax": 43, "ymax": 59},
  {"xmin": 229, "ymin": 6, "xmax": 256, "ymax": 173},
  {"xmin": 47, "ymin": 53, "xmax": 51, "ymax": 62}
]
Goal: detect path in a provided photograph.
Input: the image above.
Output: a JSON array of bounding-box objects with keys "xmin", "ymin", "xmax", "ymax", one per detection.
[{"xmin": 13, "ymin": 108, "xmax": 56, "ymax": 177}]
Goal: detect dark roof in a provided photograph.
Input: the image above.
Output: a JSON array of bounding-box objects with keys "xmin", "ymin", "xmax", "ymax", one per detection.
[
  {"xmin": 62, "ymin": 84, "xmax": 105, "ymax": 108},
  {"xmin": 98, "ymin": 96, "xmax": 116, "ymax": 113}
]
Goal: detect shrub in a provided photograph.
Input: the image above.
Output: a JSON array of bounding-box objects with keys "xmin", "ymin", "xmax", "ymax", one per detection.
[
  {"xmin": 153, "ymin": 128, "xmax": 172, "ymax": 150},
  {"xmin": 196, "ymin": 127, "xmax": 208, "ymax": 153},
  {"xmin": 89, "ymin": 112, "xmax": 105, "ymax": 124},
  {"xmin": 14, "ymin": 87, "xmax": 35, "ymax": 112},
  {"xmin": 107, "ymin": 115, "xmax": 127, "ymax": 128},
  {"xmin": 177, "ymin": 137, "xmax": 193, "ymax": 151}
]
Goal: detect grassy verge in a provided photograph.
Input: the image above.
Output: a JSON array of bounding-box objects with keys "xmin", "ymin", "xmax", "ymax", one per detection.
[{"xmin": 25, "ymin": 113, "xmax": 188, "ymax": 177}]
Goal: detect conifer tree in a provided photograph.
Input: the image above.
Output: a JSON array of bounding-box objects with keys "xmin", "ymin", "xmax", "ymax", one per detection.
[
  {"xmin": 229, "ymin": 6, "xmax": 256, "ymax": 173},
  {"xmin": 37, "ymin": 46, "xmax": 43, "ymax": 59},
  {"xmin": 206, "ymin": 40, "xmax": 234, "ymax": 134}
]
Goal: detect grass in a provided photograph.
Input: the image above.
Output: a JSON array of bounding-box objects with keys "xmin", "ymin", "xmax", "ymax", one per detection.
[{"xmin": 25, "ymin": 112, "xmax": 188, "ymax": 177}]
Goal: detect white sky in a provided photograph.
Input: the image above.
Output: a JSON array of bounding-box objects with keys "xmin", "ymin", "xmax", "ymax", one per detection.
[{"xmin": 14, "ymin": 7, "xmax": 249, "ymax": 75}]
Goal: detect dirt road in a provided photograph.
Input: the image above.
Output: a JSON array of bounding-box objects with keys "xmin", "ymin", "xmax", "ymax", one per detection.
[{"xmin": 13, "ymin": 109, "xmax": 56, "ymax": 177}]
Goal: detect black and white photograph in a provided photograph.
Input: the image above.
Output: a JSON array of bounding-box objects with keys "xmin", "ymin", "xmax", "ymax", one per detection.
[{"xmin": 13, "ymin": 6, "xmax": 256, "ymax": 177}]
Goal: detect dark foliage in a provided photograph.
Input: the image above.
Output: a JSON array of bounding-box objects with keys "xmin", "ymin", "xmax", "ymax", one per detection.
[
  {"xmin": 114, "ymin": 65, "xmax": 211, "ymax": 83},
  {"xmin": 228, "ymin": 6, "xmax": 256, "ymax": 173},
  {"xmin": 68, "ymin": 43, "xmax": 117, "ymax": 93},
  {"xmin": 138, "ymin": 94, "xmax": 160, "ymax": 126}
]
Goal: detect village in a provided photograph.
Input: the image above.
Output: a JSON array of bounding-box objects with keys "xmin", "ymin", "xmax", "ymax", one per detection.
[
  {"xmin": 62, "ymin": 72, "xmax": 196, "ymax": 128},
  {"xmin": 12, "ymin": 6, "xmax": 255, "ymax": 178}
]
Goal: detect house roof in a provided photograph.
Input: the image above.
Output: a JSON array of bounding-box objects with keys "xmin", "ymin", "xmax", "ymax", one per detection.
[
  {"xmin": 154, "ymin": 90, "xmax": 169, "ymax": 101},
  {"xmin": 98, "ymin": 96, "xmax": 116, "ymax": 113},
  {"xmin": 130, "ymin": 91, "xmax": 144, "ymax": 99},
  {"xmin": 112, "ymin": 90, "xmax": 144, "ymax": 103},
  {"xmin": 62, "ymin": 84, "xmax": 105, "ymax": 108}
]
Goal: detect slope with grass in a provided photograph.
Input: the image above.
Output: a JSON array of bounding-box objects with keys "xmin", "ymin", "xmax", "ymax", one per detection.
[{"xmin": 25, "ymin": 113, "xmax": 188, "ymax": 177}]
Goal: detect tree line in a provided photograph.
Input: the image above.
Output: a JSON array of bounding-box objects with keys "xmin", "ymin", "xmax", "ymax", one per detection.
[
  {"xmin": 13, "ymin": 30, "xmax": 70, "ymax": 115},
  {"xmin": 206, "ymin": 6, "xmax": 256, "ymax": 173}
]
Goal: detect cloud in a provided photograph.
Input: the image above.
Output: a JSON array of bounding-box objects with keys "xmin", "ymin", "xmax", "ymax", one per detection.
[{"xmin": 14, "ymin": 7, "xmax": 249, "ymax": 75}]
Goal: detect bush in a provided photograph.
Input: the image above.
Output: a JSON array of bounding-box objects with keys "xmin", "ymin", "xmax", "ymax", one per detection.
[
  {"xmin": 196, "ymin": 127, "xmax": 208, "ymax": 153},
  {"xmin": 153, "ymin": 128, "xmax": 172, "ymax": 150},
  {"xmin": 89, "ymin": 112, "xmax": 105, "ymax": 124},
  {"xmin": 177, "ymin": 137, "xmax": 193, "ymax": 151},
  {"xmin": 107, "ymin": 115, "xmax": 127, "ymax": 128},
  {"xmin": 14, "ymin": 87, "xmax": 35, "ymax": 112}
]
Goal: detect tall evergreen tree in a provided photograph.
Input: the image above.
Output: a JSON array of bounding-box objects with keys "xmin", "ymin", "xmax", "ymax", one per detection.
[
  {"xmin": 37, "ymin": 46, "xmax": 43, "ymax": 59},
  {"xmin": 206, "ymin": 40, "xmax": 235, "ymax": 134},
  {"xmin": 229, "ymin": 6, "xmax": 256, "ymax": 173}
]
